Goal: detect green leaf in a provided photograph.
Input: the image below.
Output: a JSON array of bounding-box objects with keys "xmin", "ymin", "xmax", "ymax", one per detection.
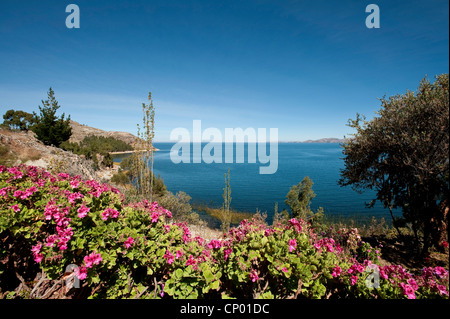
[
  {"xmin": 174, "ymin": 268, "xmax": 183, "ymax": 280},
  {"xmin": 204, "ymin": 269, "xmax": 214, "ymax": 283},
  {"xmin": 209, "ymin": 280, "xmax": 220, "ymax": 290}
]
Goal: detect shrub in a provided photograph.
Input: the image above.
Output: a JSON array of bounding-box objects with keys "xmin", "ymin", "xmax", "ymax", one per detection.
[{"xmin": 0, "ymin": 165, "xmax": 448, "ymax": 299}]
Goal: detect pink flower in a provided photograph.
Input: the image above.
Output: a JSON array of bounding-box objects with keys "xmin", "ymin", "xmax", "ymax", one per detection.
[
  {"xmin": 151, "ymin": 211, "xmax": 160, "ymax": 223},
  {"xmin": 77, "ymin": 205, "xmax": 90, "ymax": 218},
  {"xmin": 13, "ymin": 190, "xmax": 25, "ymax": 199},
  {"xmin": 208, "ymin": 239, "xmax": 222, "ymax": 249},
  {"xmin": 163, "ymin": 250, "xmax": 174, "ymax": 265},
  {"xmin": 400, "ymin": 283, "xmax": 416, "ymax": 299},
  {"xmin": 350, "ymin": 275, "xmax": 358, "ymax": 286},
  {"xmin": 46, "ymin": 235, "xmax": 57, "ymax": 247},
  {"xmin": 249, "ymin": 269, "xmax": 259, "ymax": 282},
  {"xmin": 25, "ymin": 186, "xmax": 37, "ymax": 197},
  {"xmin": 31, "ymin": 244, "xmax": 43, "ymax": 263},
  {"xmin": 437, "ymin": 285, "xmax": 449, "ymax": 296},
  {"xmin": 34, "ymin": 253, "xmax": 44, "ymax": 263},
  {"xmin": 109, "ymin": 209, "xmax": 119, "ymax": 219},
  {"xmin": 70, "ymin": 180, "xmax": 80, "ymax": 189},
  {"xmin": 11, "ymin": 204, "xmax": 20, "ymax": 212},
  {"xmin": 36, "ymin": 179, "xmax": 46, "ymax": 187},
  {"xmin": 31, "ymin": 244, "xmax": 42, "ymax": 254},
  {"xmin": 0, "ymin": 187, "xmax": 8, "ymax": 197},
  {"xmin": 101, "ymin": 210, "xmax": 109, "ymax": 220},
  {"xmin": 163, "ymin": 225, "xmax": 171, "ymax": 233},
  {"xmin": 44, "ymin": 202, "xmax": 59, "ymax": 220},
  {"xmin": 124, "ymin": 237, "xmax": 134, "ymax": 249},
  {"xmin": 186, "ymin": 255, "xmax": 196, "ymax": 266},
  {"xmin": 331, "ymin": 266, "xmax": 342, "ymax": 278},
  {"xmin": 224, "ymin": 248, "xmax": 232, "ymax": 261},
  {"xmin": 282, "ymin": 267, "xmax": 288, "ymax": 273},
  {"xmin": 57, "ymin": 241, "xmax": 68, "ymax": 251},
  {"xmin": 58, "ymin": 172, "xmax": 70, "ymax": 180},
  {"xmin": 433, "ymin": 266, "xmax": 448, "ymax": 278},
  {"xmin": 8, "ymin": 167, "xmax": 23, "ymax": 179},
  {"xmin": 288, "ymin": 218, "xmax": 302, "ymax": 232},
  {"xmin": 175, "ymin": 250, "xmax": 184, "ymax": 259},
  {"xmin": 68, "ymin": 192, "xmax": 84, "ymax": 204},
  {"xmin": 101, "ymin": 208, "xmax": 119, "ymax": 220},
  {"xmin": 84, "ymin": 252, "xmax": 102, "ymax": 268},
  {"xmin": 75, "ymin": 266, "xmax": 87, "ymax": 280},
  {"xmin": 407, "ymin": 278, "xmax": 419, "ymax": 291},
  {"xmin": 288, "ymin": 239, "xmax": 297, "ymax": 252},
  {"xmin": 162, "ymin": 208, "xmax": 172, "ymax": 219}
]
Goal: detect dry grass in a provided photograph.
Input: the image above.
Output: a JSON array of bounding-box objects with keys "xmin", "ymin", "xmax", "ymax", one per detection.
[{"xmin": 192, "ymin": 203, "xmax": 254, "ymax": 226}]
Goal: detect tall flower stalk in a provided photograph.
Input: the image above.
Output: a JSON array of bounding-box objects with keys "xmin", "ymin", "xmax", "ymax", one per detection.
[
  {"xmin": 131, "ymin": 92, "xmax": 155, "ymax": 202},
  {"xmin": 221, "ymin": 168, "xmax": 232, "ymax": 232}
]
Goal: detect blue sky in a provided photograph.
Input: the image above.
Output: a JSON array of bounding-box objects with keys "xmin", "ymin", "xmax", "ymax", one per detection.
[{"xmin": 0, "ymin": 0, "xmax": 448, "ymax": 141}]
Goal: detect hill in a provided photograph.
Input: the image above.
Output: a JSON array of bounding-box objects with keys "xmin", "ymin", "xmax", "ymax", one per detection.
[{"xmin": 68, "ymin": 120, "xmax": 140, "ymax": 146}]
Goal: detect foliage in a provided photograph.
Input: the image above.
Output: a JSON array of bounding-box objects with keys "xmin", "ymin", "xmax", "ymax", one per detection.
[
  {"xmin": 156, "ymin": 191, "xmax": 192, "ymax": 221},
  {"xmin": 0, "ymin": 165, "xmax": 448, "ymax": 299},
  {"xmin": 285, "ymin": 176, "xmax": 324, "ymax": 227},
  {"xmin": 110, "ymin": 171, "xmax": 130, "ymax": 186},
  {"xmin": 31, "ymin": 88, "xmax": 72, "ymax": 147},
  {"xmin": 1, "ymin": 109, "xmax": 36, "ymax": 131},
  {"xmin": 339, "ymin": 74, "xmax": 449, "ymax": 256},
  {"xmin": 61, "ymin": 135, "xmax": 133, "ymax": 155},
  {"xmin": 61, "ymin": 135, "xmax": 132, "ymax": 169}
]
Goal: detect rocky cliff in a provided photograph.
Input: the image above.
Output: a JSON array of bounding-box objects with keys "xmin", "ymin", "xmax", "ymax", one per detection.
[{"xmin": 0, "ymin": 128, "xmax": 116, "ymax": 182}]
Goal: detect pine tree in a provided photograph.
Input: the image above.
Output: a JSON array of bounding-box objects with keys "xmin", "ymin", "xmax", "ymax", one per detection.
[{"xmin": 32, "ymin": 87, "xmax": 72, "ymax": 147}]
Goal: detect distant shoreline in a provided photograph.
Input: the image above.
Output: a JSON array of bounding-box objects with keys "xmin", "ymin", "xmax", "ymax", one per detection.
[{"xmin": 109, "ymin": 148, "xmax": 159, "ymax": 155}]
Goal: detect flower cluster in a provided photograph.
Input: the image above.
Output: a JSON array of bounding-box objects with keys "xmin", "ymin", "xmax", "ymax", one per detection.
[
  {"xmin": 123, "ymin": 237, "xmax": 134, "ymax": 249},
  {"xmin": 101, "ymin": 207, "xmax": 119, "ymax": 220},
  {"xmin": 76, "ymin": 251, "xmax": 103, "ymax": 280},
  {"xmin": 314, "ymin": 237, "xmax": 343, "ymax": 253}
]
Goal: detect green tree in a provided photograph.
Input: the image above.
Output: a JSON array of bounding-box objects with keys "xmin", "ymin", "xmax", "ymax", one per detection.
[
  {"xmin": 101, "ymin": 152, "xmax": 114, "ymax": 168},
  {"xmin": 285, "ymin": 176, "xmax": 315, "ymax": 217},
  {"xmin": 285, "ymin": 176, "xmax": 324, "ymax": 225},
  {"xmin": 2, "ymin": 109, "xmax": 36, "ymax": 131},
  {"xmin": 32, "ymin": 87, "xmax": 72, "ymax": 147},
  {"xmin": 339, "ymin": 74, "xmax": 449, "ymax": 256}
]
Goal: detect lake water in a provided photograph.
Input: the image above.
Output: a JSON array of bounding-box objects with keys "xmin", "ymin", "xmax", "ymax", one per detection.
[{"xmin": 114, "ymin": 142, "xmax": 400, "ymax": 224}]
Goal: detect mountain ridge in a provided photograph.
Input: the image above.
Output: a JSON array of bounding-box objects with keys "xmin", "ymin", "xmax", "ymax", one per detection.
[{"xmin": 68, "ymin": 120, "xmax": 140, "ymax": 146}]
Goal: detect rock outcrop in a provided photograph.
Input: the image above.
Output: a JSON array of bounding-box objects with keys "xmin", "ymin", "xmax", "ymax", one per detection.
[{"xmin": 0, "ymin": 128, "xmax": 104, "ymax": 181}]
